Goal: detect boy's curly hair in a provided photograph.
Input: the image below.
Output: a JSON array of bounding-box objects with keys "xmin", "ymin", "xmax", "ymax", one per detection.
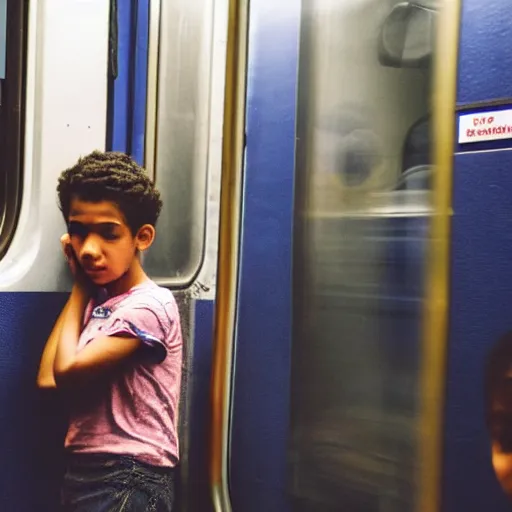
[{"xmin": 57, "ymin": 151, "xmax": 162, "ymax": 234}]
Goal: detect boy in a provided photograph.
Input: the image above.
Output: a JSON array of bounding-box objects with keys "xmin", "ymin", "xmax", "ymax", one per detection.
[
  {"xmin": 485, "ymin": 331, "xmax": 512, "ymax": 501},
  {"xmin": 37, "ymin": 151, "xmax": 183, "ymax": 511}
]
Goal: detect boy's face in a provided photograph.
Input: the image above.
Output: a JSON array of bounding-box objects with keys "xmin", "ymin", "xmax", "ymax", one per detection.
[
  {"xmin": 489, "ymin": 375, "xmax": 512, "ymax": 500},
  {"xmin": 67, "ymin": 198, "xmax": 146, "ymax": 287}
]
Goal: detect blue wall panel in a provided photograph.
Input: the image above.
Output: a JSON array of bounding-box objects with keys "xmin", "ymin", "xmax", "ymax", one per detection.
[
  {"xmin": 229, "ymin": 1, "xmax": 300, "ymax": 511},
  {"xmin": 443, "ymin": 1, "xmax": 512, "ymax": 509},
  {"xmin": 130, "ymin": 0, "xmax": 149, "ymax": 165},
  {"xmin": 457, "ymin": 0, "xmax": 512, "ymax": 105},
  {"xmin": 0, "ymin": 293, "xmax": 68, "ymax": 511},
  {"xmin": 110, "ymin": 0, "xmax": 132, "ymax": 153},
  {"xmin": 187, "ymin": 299, "xmax": 214, "ymax": 512},
  {"xmin": 442, "ymin": 151, "xmax": 512, "ymax": 511},
  {"xmin": 110, "ymin": 0, "xmax": 148, "ymax": 164}
]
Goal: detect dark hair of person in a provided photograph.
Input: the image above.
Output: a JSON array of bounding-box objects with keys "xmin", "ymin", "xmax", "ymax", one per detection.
[{"xmin": 57, "ymin": 150, "xmax": 162, "ymax": 234}]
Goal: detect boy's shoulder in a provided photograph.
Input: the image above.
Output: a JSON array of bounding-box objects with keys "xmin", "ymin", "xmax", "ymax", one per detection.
[
  {"xmin": 100, "ymin": 281, "xmax": 178, "ymax": 324},
  {"xmin": 83, "ymin": 281, "xmax": 180, "ymax": 349},
  {"xmin": 124, "ymin": 281, "xmax": 176, "ymax": 309}
]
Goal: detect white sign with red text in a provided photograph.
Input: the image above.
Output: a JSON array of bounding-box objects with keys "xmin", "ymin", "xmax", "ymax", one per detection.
[{"xmin": 459, "ymin": 109, "xmax": 512, "ymax": 144}]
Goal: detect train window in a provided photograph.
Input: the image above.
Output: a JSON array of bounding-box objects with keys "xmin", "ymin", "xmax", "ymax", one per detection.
[
  {"xmin": 290, "ymin": 0, "xmax": 438, "ymax": 510},
  {"xmin": 142, "ymin": 1, "xmax": 217, "ymax": 286},
  {"xmin": 0, "ymin": 0, "xmax": 27, "ymax": 260}
]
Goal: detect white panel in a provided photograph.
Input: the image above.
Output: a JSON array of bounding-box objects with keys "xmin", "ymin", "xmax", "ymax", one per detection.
[
  {"xmin": 458, "ymin": 109, "xmax": 512, "ymax": 144},
  {"xmin": 189, "ymin": 0, "xmax": 228, "ymax": 300},
  {"xmin": 0, "ymin": 0, "xmax": 109, "ymax": 291}
]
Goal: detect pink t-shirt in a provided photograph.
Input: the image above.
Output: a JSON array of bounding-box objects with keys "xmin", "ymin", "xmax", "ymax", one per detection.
[{"xmin": 65, "ymin": 280, "xmax": 183, "ymax": 467}]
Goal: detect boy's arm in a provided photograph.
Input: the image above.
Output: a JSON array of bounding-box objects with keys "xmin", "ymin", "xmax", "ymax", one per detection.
[
  {"xmin": 36, "ymin": 299, "xmax": 70, "ymax": 389},
  {"xmin": 53, "ymin": 284, "xmax": 142, "ymax": 389}
]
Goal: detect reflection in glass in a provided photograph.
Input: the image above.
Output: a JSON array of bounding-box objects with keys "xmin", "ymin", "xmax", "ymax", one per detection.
[
  {"xmin": 289, "ymin": 0, "xmax": 437, "ymax": 510},
  {"xmin": 144, "ymin": 0, "xmax": 214, "ymax": 283}
]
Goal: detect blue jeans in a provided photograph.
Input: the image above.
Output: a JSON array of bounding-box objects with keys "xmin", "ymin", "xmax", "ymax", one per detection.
[{"xmin": 61, "ymin": 454, "xmax": 176, "ymax": 511}]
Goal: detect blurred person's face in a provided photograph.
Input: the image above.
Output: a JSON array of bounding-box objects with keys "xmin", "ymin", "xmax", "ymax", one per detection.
[{"xmin": 489, "ymin": 374, "xmax": 512, "ymax": 499}]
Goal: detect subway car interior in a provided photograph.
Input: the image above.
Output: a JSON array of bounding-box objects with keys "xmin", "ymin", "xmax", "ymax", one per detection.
[{"xmin": 1, "ymin": 0, "xmax": 512, "ymax": 511}]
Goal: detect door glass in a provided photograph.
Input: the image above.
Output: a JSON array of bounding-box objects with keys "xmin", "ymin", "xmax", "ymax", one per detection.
[{"xmin": 290, "ymin": 1, "xmax": 438, "ymax": 510}]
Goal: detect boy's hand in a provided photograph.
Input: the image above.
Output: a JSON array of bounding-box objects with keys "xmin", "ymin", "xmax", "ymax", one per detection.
[{"xmin": 61, "ymin": 234, "xmax": 95, "ymax": 296}]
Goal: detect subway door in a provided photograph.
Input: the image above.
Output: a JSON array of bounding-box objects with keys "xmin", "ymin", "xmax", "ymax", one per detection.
[
  {"xmin": 0, "ymin": 1, "xmax": 110, "ymax": 510},
  {"xmin": 108, "ymin": 1, "xmax": 226, "ymax": 511}
]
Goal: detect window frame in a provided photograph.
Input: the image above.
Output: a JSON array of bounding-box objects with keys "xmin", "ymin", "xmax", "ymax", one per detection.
[{"xmin": 0, "ymin": 0, "xmax": 27, "ymax": 260}]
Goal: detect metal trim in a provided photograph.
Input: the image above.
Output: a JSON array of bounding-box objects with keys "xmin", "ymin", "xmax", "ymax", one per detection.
[
  {"xmin": 456, "ymin": 97, "xmax": 512, "ymax": 112},
  {"xmin": 209, "ymin": 0, "xmax": 249, "ymax": 510},
  {"xmin": 0, "ymin": 0, "xmax": 28, "ymax": 260},
  {"xmin": 417, "ymin": 1, "xmax": 461, "ymax": 510},
  {"xmin": 144, "ymin": 0, "xmax": 161, "ymax": 181}
]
